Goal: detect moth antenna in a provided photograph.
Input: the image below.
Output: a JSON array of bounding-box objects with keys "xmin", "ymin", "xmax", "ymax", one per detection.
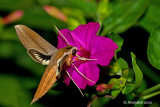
[
  {"xmin": 55, "ymin": 26, "xmax": 70, "ymax": 45},
  {"xmin": 71, "ymin": 63, "xmax": 95, "ymax": 83},
  {"xmin": 66, "ymin": 70, "xmax": 84, "ymax": 97}
]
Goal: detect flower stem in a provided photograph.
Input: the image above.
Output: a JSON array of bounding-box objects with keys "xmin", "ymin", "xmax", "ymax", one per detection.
[
  {"xmin": 97, "ymin": 21, "xmax": 102, "ymax": 36},
  {"xmin": 140, "ymin": 84, "xmax": 160, "ymax": 99},
  {"xmin": 141, "ymin": 84, "xmax": 160, "ymax": 96},
  {"xmin": 142, "ymin": 91, "xmax": 160, "ymax": 100}
]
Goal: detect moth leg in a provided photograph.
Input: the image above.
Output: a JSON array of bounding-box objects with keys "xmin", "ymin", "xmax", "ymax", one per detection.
[
  {"xmin": 71, "ymin": 63, "xmax": 95, "ymax": 83},
  {"xmin": 66, "ymin": 54, "xmax": 73, "ymax": 66},
  {"xmin": 76, "ymin": 54, "xmax": 97, "ymax": 61},
  {"xmin": 66, "ymin": 70, "xmax": 84, "ymax": 97}
]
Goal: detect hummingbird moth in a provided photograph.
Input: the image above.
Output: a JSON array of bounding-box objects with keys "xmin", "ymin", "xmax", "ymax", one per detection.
[{"xmin": 15, "ymin": 25, "xmax": 95, "ymax": 104}]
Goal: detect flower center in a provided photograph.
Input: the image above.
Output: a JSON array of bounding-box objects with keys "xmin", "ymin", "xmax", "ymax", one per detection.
[{"xmin": 79, "ymin": 47, "xmax": 90, "ymax": 59}]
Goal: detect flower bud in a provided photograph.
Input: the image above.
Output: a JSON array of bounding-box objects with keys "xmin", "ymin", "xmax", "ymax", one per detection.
[
  {"xmin": 122, "ymin": 68, "xmax": 134, "ymax": 82},
  {"xmin": 96, "ymin": 83, "xmax": 113, "ymax": 93},
  {"xmin": 108, "ymin": 62, "xmax": 121, "ymax": 76},
  {"xmin": 1, "ymin": 10, "xmax": 23, "ymax": 25},
  {"xmin": 43, "ymin": 5, "xmax": 68, "ymax": 22},
  {"xmin": 109, "ymin": 77, "xmax": 126, "ymax": 90}
]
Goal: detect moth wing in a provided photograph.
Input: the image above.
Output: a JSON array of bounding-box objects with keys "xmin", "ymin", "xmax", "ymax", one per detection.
[
  {"xmin": 14, "ymin": 25, "xmax": 58, "ymax": 55},
  {"xmin": 31, "ymin": 54, "xmax": 59, "ymax": 104},
  {"xmin": 27, "ymin": 49, "xmax": 51, "ymax": 65}
]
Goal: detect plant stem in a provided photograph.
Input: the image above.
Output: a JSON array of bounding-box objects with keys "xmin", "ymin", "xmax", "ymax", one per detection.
[
  {"xmin": 141, "ymin": 84, "xmax": 160, "ymax": 96},
  {"xmin": 97, "ymin": 20, "xmax": 102, "ymax": 36},
  {"xmin": 137, "ymin": 59, "xmax": 160, "ymax": 84},
  {"xmin": 142, "ymin": 91, "xmax": 160, "ymax": 100}
]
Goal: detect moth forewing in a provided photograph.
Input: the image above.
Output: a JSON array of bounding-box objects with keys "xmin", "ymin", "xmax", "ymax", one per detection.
[{"xmin": 14, "ymin": 25, "xmax": 58, "ymax": 55}]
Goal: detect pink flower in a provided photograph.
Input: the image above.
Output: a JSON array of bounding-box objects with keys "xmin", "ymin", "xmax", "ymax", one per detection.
[{"xmin": 58, "ymin": 22, "xmax": 118, "ymax": 89}]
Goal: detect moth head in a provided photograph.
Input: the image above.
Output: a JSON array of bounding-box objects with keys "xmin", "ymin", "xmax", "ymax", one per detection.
[{"xmin": 65, "ymin": 45, "xmax": 77, "ymax": 55}]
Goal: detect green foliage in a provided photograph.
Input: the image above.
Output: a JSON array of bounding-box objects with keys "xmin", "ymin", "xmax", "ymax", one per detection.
[
  {"xmin": 137, "ymin": 59, "xmax": 160, "ymax": 83},
  {"xmin": 0, "ymin": 0, "xmax": 33, "ymax": 10},
  {"xmin": 122, "ymin": 68, "xmax": 134, "ymax": 83},
  {"xmin": 108, "ymin": 77, "xmax": 126, "ymax": 98},
  {"xmin": 0, "ymin": 0, "xmax": 160, "ymax": 106},
  {"xmin": 139, "ymin": 0, "xmax": 160, "ymax": 32},
  {"xmin": 111, "ymin": 90, "xmax": 121, "ymax": 99},
  {"xmin": 117, "ymin": 57, "xmax": 129, "ymax": 69},
  {"xmin": 105, "ymin": 53, "xmax": 143, "ymax": 98},
  {"xmin": 0, "ymin": 75, "xmax": 43, "ymax": 107},
  {"xmin": 90, "ymin": 97, "xmax": 111, "ymax": 107},
  {"xmin": 108, "ymin": 32, "xmax": 124, "ymax": 54},
  {"xmin": 131, "ymin": 52, "xmax": 143, "ymax": 91},
  {"xmin": 97, "ymin": 0, "xmax": 111, "ymax": 23},
  {"xmin": 101, "ymin": 0, "xmax": 149, "ymax": 35},
  {"xmin": 122, "ymin": 83, "xmax": 135, "ymax": 94},
  {"xmin": 147, "ymin": 26, "xmax": 160, "ymax": 70}
]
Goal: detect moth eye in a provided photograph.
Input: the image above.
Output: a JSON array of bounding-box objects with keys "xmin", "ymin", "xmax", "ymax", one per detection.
[
  {"xmin": 66, "ymin": 46, "xmax": 72, "ymax": 49},
  {"xmin": 72, "ymin": 49, "xmax": 76, "ymax": 55}
]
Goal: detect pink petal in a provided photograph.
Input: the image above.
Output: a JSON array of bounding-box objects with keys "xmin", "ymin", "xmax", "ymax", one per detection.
[
  {"xmin": 58, "ymin": 22, "xmax": 100, "ymax": 50},
  {"xmin": 85, "ymin": 62, "xmax": 100, "ymax": 86},
  {"xmin": 70, "ymin": 22, "xmax": 100, "ymax": 50},
  {"xmin": 90, "ymin": 36, "xmax": 118, "ymax": 66},
  {"xmin": 57, "ymin": 29, "xmax": 77, "ymax": 49},
  {"xmin": 63, "ymin": 62, "xmax": 99, "ymax": 89}
]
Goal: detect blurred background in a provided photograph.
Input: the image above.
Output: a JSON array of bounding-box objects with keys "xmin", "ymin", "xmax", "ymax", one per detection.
[{"xmin": 0, "ymin": 0, "xmax": 160, "ymax": 107}]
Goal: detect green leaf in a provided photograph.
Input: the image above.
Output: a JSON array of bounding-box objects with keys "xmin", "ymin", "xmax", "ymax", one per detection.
[
  {"xmin": 0, "ymin": 42, "xmax": 14, "ymax": 58},
  {"xmin": 122, "ymin": 84, "xmax": 135, "ymax": 94},
  {"xmin": 52, "ymin": 0, "xmax": 97, "ymax": 16},
  {"xmin": 107, "ymin": 32, "xmax": 124, "ymax": 53},
  {"xmin": 19, "ymin": 7, "xmax": 66, "ymax": 30},
  {"xmin": 0, "ymin": 0, "xmax": 33, "ymax": 10},
  {"xmin": 117, "ymin": 57, "xmax": 129, "ymax": 69},
  {"xmin": 97, "ymin": 0, "xmax": 111, "ymax": 22},
  {"xmin": 147, "ymin": 26, "xmax": 160, "ymax": 70},
  {"xmin": 101, "ymin": 0, "xmax": 149, "ymax": 35},
  {"xmin": 131, "ymin": 52, "xmax": 143, "ymax": 90},
  {"xmin": 68, "ymin": 0, "xmax": 96, "ymax": 16},
  {"xmin": 90, "ymin": 97, "xmax": 111, "ymax": 107},
  {"xmin": 62, "ymin": 7, "xmax": 86, "ymax": 30},
  {"xmin": 111, "ymin": 90, "xmax": 121, "ymax": 99},
  {"xmin": 0, "ymin": 75, "xmax": 43, "ymax": 107},
  {"xmin": 109, "ymin": 77, "xmax": 126, "ymax": 90},
  {"xmin": 139, "ymin": 1, "xmax": 160, "ymax": 32},
  {"xmin": 136, "ymin": 79, "xmax": 147, "ymax": 93},
  {"xmin": 0, "ymin": 28, "xmax": 19, "ymax": 41}
]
